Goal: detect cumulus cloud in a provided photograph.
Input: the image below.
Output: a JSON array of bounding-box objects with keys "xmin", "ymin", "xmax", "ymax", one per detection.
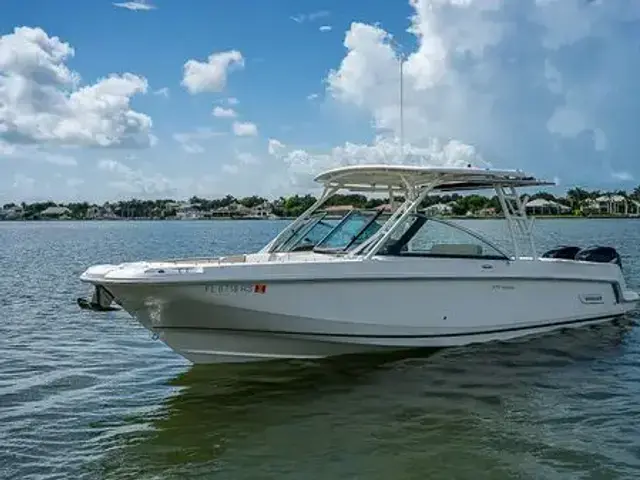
[
  {"xmin": 212, "ymin": 106, "xmax": 237, "ymax": 118},
  {"xmin": 267, "ymin": 135, "xmax": 485, "ymax": 191},
  {"xmin": 324, "ymin": 0, "xmax": 640, "ymax": 184},
  {"xmin": 182, "ymin": 50, "xmax": 244, "ymax": 94},
  {"xmin": 267, "ymin": 138, "xmax": 286, "ymax": 156},
  {"xmin": 173, "ymin": 128, "xmax": 225, "ymax": 153},
  {"xmin": 226, "ymin": 97, "xmax": 239, "ymax": 105},
  {"xmin": 0, "ymin": 27, "xmax": 153, "ymax": 149},
  {"xmin": 112, "ymin": 1, "xmax": 156, "ymax": 11},
  {"xmin": 98, "ymin": 158, "xmax": 177, "ymax": 196},
  {"xmin": 319, "ymin": 25, "xmax": 332, "ymax": 32},
  {"xmin": 232, "ymin": 121, "xmax": 258, "ymax": 137}
]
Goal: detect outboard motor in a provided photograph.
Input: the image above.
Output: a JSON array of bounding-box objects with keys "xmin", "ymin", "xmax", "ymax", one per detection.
[
  {"xmin": 541, "ymin": 245, "xmax": 582, "ymax": 260},
  {"xmin": 574, "ymin": 246, "xmax": 623, "ymax": 269}
]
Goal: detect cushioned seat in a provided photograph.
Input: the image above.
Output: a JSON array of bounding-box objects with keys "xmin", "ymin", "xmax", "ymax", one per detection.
[{"xmin": 428, "ymin": 243, "xmax": 483, "ymax": 256}]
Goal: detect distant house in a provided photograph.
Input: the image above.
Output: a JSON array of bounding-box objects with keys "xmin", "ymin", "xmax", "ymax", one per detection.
[
  {"xmin": 324, "ymin": 205, "xmax": 355, "ymax": 217},
  {"xmin": 580, "ymin": 198, "xmax": 599, "ymax": 215},
  {"xmin": 525, "ymin": 198, "xmax": 570, "ymax": 215},
  {"xmin": 211, "ymin": 202, "xmax": 252, "ymax": 218},
  {"xmin": 85, "ymin": 206, "xmax": 100, "ymax": 219},
  {"xmin": 40, "ymin": 206, "xmax": 71, "ymax": 219},
  {"xmin": 249, "ymin": 201, "xmax": 273, "ymax": 218},
  {"xmin": 424, "ymin": 203, "xmax": 453, "ymax": 216},
  {"xmin": 375, "ymin": 203, "xmax": 394, "ymax": 213},
  {"xmin": 176, "ymin": 202, "xmax": 203, "ymax": 220},
  {"xmin": 592, "ymin": 195, "xmax": 638, "ymax": 215},
  {"xmin": 477, "ymin": 207, "xmax": 497, "ymax": 217},
  {"xmin": 0, "ymin": 205, "xmax": 24, "ymax": 220}
]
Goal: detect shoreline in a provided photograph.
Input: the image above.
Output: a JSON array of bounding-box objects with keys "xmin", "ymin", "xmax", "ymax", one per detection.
[{"xmin": 1, "ymin": 214, "xmax": 639, "ymax": 222}]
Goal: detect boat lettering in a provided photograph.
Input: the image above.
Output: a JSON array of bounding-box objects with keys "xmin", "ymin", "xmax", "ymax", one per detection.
[
  {"xmin": 205, "ymin": 284, "xmax": 254, "ymax": 294},
  {"xmin": 204, "ymin": 284, "xmax": 268, "ymax": 295},
  {"xmin": 492, "ymin": 285, "xmax": 515, "ymax": 291}
]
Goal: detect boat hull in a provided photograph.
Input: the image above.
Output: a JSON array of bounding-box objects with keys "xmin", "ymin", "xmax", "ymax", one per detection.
[{"xmin": 98, "ymin": 273, "xmax": 638, "ymax": 363}]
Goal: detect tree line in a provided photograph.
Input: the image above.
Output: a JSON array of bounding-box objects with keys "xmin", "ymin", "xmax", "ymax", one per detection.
[{"xmin": 3, "ymin": 186, "xmax": 640, "ymax": 220}]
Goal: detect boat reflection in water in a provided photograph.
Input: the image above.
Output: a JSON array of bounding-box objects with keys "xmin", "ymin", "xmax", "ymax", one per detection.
[{"xmin": 88, "ymin": 318, "xmax": 637, "ymax": 479}]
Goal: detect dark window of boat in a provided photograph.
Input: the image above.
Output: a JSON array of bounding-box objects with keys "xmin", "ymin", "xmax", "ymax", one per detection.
[{"xmin": 377, "ymin": 214, "xmax": 509, "ymax": 260}]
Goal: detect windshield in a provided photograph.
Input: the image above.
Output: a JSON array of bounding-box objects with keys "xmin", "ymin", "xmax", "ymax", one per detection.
[
  {"xmin": 313, "ymin": 210, "xmax": 383, "ymax": 252},
  {"xmin": 277, "ymin": 214, "xmax": 335, "ymax": 252},
  {"xmin": 271, "ymin": 213, "xmax": 326, "ymax": 252}
]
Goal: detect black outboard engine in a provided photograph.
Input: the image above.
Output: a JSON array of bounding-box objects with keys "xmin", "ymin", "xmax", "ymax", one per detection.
[
  {"xmin": 574, "ymin": 246, "xmax": 623, "ymax": 269},
  {"xmin": 541, "ymin": 245, "xmax": 582, "ymax": 260}
]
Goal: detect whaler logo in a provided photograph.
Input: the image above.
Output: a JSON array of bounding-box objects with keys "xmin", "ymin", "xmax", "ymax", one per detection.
[{"xmin": 579, "ymin": 294, "xmax": 604, "ymax": 304}]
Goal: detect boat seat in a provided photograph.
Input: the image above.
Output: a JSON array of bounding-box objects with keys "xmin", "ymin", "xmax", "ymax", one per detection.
[
  {"xmin": 428, "ymin": 243, "xmax": 483, "ymax": 256},
  {"xmin": 218, "ymin": 254, "xmax": 247, "ymax": 264}
]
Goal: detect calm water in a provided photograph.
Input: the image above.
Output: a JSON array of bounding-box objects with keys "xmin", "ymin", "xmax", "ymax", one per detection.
[{"xmin": 1, "ymin": 219, "xmax": 640, "ymax": 479}]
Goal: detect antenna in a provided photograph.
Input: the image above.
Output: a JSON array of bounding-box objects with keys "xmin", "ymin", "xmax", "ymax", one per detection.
[
  {"xmin": 388, "ymin": 36, "xmax": 405, "ymax": 160},
  {"xmin": 399, "ymin": 51, "xmax": 404, "ymax": 158}
]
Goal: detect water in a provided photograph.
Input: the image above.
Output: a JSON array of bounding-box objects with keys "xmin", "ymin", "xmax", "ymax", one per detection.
[{"xmin": 1, "ymin": 219, "xmax": 640, "ymax": 479}]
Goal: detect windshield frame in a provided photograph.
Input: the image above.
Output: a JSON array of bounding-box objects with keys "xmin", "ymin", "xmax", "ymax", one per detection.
[{"xmin": 312, "ymin": 208, "xmax": 385, "ymax": 254}]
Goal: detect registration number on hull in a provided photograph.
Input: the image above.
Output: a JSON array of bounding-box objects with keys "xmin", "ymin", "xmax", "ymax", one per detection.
[{"xmin": 204, "ymin": 283, "xmax": 268, "ymax": 295}]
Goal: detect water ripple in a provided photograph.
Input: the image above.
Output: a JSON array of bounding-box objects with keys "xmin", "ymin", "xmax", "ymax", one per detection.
[{"xmin": 1, "ymin": 219, "xmax": 640, "ymax": 479}]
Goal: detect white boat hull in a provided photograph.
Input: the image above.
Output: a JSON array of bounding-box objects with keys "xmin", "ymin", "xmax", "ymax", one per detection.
[{"xmin": 86, "ymin": 256, "xmax": 639, "ymax": 363}]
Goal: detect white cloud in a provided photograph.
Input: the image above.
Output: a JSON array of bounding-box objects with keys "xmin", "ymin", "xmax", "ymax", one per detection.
[
  {"xmin": 39, "ymin": 152, "xmax": 77, "ymax": 167},
  {"xmin": 0, "ymin": 27, "xmax": 153, "ymax": 149},
  {"xmin": 237, "ymin": 152, "xmax": 260, "ymax": 165},
  {"xmin": 1, "ymin": 144, "xmax": 77, "ymax": 166},
  {"xmin": 232, "ymin": 121, "xmax": 258, "ymax": 137},
  {"xmin": 173, "ymin": 128, "xmax": 225, "ymax": 153},
  {"xmin": 182, "ymin": 50, "xmax": 244, "ymax": 94},
  {"xmin": 66, "ymin": 178, "xmax": 85, "ymax": 187},
  {"xmin": 153, "ymin": 87, "xmax": 169, "ymax": 98},
  {"xmin": 97, "ymin": 158, "xmax": 177, "ymax": 196},
  {"xmin": 323, "ymin": 0, "xmax": 640, "ymax": 184},
  {"xmin": 222, "ymin": 164, "xmax": 240, "ymax": 174},
  {"xmin": 112, "ymin": 1, "xmax": 156, "ymax": 10},
  {"xmin": 307, "ymin": 93, "xmax": 319, "ymax": 101},
  {"xmin": 0, "ymin": 141, "xmax": 16, "ymax": 156},
  {"xmin": 212, "ymin": 106, "xmax": 237, "ymax": 118},
  {"xmin": 319, "ymin": 25, "xmax": 332, "ymax": 32},
  {"xmin": 12, "ymin": 173, "xmax": 35, "ymax": 189},
  {"xmin": 611, "ymin": 171, "xmax": 633, "ymax": 182},
  {"xmin": 227, "ymin": 97, "xmax": 239, "ymax": 105},
  {"xmin": 268, "ymin": 138, "xmax": 286, "ymax": 156},
  {"xmin": 267, "ymin": 135, "xmax": 485, "ymax": 191},
  {"xmin": 291, "ymin": 10, "xmax": 330, "ymax": 23}
]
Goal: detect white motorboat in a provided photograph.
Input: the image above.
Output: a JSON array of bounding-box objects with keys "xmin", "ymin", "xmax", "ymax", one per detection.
[{"xmin": 78, "ymin": 165, "xmax": 639, "ymax": 363}]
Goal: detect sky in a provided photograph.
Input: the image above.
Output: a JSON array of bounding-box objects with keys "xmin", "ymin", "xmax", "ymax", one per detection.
[{"xmin": 1, "ymin": 0, "xmax": 640, "ymax": 203}]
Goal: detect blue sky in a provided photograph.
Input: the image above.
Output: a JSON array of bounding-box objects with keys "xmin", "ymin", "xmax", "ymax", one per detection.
[{"xmin": 1, "ymin": 0, "xmax": 640, "ymax": 203}]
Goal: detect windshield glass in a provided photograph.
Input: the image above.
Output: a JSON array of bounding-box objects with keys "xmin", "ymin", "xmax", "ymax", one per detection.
[
  {"xmin": 271, "ymin": 213, "xmax": 325, "ymax": 252},
  {"xmin": 277, "ymin": 214, "xmax": 335, "ymax": 252},
  {"xmin": 314, "ymin": 210, "xmax": 383, "ymax": 252},
  {"xmin": 377, "ymin": 214, "xmax": 508, "ymax": 259}
]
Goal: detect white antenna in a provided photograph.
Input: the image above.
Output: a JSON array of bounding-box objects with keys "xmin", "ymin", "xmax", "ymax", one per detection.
[
  {"xmin": 399, "ymin": 52, "xmax": 404, "ymax": 158},
  {"xmin": 388, "ymin": 36, "xmax": 405, "ymax": 160}
]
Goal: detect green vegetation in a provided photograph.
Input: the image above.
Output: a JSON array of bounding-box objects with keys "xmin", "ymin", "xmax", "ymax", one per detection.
[{"xmin": 2, "ymin": 186, "xmax": 640, "ymax": 220}]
